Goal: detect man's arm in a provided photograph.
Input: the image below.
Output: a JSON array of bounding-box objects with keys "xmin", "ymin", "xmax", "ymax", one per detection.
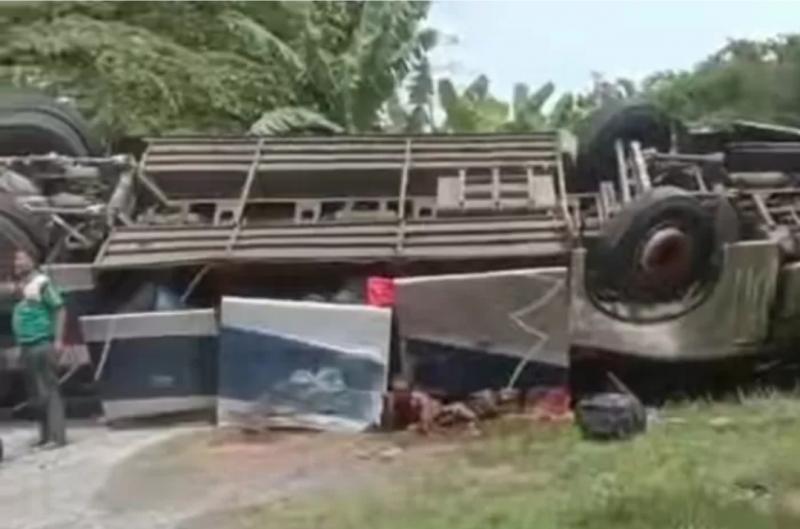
[
  {"xmin": 42, "ymin": 280, "xmax": 66, "ymax": 351},
  {"xmin": 54, "ymin": 306, "xmax": 66, "ymax": 352}
]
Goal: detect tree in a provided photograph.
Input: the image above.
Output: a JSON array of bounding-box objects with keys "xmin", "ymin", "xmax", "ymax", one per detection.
[
  {"xmin": 641, "ymin": 36, "xmax": 800, "ymax": 126},
  {"xmin": 500, "ymin": 81, "xmax": 555, "ymax": 132},
  {"xmin": 436, "ymin": 75, "xmax": 509, "ymax": 133},
  {"xmin": 0, "ymin": 1, "xmax": 434, "ymax": 139}
]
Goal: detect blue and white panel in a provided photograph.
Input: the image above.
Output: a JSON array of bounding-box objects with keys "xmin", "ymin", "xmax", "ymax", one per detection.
[
  {"xmin": 80, "ymin": 309, "xmax": 218, "ymax": 421},
  {"xmin": 218, "ymin": 297, "xmax": 391, "ymax": 432}
]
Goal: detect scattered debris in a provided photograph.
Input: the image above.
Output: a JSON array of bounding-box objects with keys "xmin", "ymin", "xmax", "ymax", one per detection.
[
  {"xmin": 383, "ymin": 385, "xmax": 572, "ymax": 433},
  {"xmin": 527, "ymin": 387, "xmax": 572, "ymax": 422},
  {"xmin": 575, "ymin": 392, "xmax": 647, "ymax": 440}
]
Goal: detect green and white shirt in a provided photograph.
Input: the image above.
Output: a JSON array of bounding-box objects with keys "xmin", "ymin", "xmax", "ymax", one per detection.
[{"xmin": 12, "ymin": 271, "xmax": 64, "ymax": 346}]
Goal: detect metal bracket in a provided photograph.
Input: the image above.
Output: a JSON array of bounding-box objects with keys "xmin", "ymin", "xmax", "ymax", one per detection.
[
  {"xmin": 396, "ymin": 139, "xmax": 412, "ymax": 252},
  {"xmin": 135, "ymin": 149, "xmax": 172, "ymax": 208},
  {"xmin": 615, "ymin": 140, "xmax": 632, "ymax": 203},
  {"xmin": 226, "ymin": 139, "xmax": 265, "ymax": 255},
  {"xmin": 630, "ymin": 141, "xmax": 652, "ymax": 192}
]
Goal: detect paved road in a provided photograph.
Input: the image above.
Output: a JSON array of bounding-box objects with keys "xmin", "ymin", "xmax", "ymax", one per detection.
[
  {"xmin": 0, "ymin": 421, "xmax": 421, "ymax": 529},
  {"xmin": 0, "ymin": 421, "xmax": 209, "ymax": 529}
]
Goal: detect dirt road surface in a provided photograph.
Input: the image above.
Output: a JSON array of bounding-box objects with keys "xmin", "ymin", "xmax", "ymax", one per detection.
[{"xmin": 0, "ymin": 420, "xmax": 448, "ymax": 529}]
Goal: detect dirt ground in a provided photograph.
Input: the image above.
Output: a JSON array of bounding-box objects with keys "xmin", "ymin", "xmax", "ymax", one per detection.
[
  {"xmin": 0, "ymin": 419, "xmax": 453, "ymax": 529},
  {"xmin": 7, "ymin": 396, "xmax": 800, "ymax": 529}
]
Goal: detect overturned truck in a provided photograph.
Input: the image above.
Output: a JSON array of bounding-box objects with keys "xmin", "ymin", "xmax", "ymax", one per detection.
[{"xmin": 2, "ymin": 98, "xmax": 800, "ymax": 425}]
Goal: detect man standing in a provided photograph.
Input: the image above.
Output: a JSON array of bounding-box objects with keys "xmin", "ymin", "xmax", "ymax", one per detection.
[{"xmin": 12, "ymin": 249, "xmax": 67, "ymax": 447}]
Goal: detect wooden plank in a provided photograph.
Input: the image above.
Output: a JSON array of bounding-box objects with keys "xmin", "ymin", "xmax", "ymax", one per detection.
[
  {"xmin": 98, "ymin": 247, "xmax": 400, "ymax": 268},
  {"xmin": 405, "ymin": 232, "xmax": 563, "ymax": 245},
  {"xmin": 232, "ymin": 247, "xmax": 395, "ymax": 260},
  {"xmin": 95, "ymin": 240, "xmax": 574, "ymax": 269},
  {"xmin": 148, "ymin": 144, "xmax": 260, "ymax": 154},
  {"xmin": 145, "ymin": 160, "xmax": 559, "ymax": 174},
  {"xmin": 106, "ymin": 235, "xmax": 399, "ymax": 254},
  {"xmin": 145, "ymin": 153, "xmax": 559, "ymax": 172},
  {"xmin": 108, "ymin": 225, "xmax": 398, "ymax": 242},
  {"xmin": 147, "ymin": 154, "xmax": 262, "ymax": 163},
  {"xmin": 107, "ymin": 229, "xmax": 566, "ymax": 255},
  {"xmin": 106, "ymin": 217, "xmax": 569, "ymax": 245},
  {"xmin": 255, "ymin": 150, "xmax": 558, "ymax": 162},
  {"xmin": 146, "ymin": 164, "xmax": 252, "ymax": 173},
  {"xmin": 145, "ymin": 133, "xmax": 557, "ymax": 145},
  {"xmin": 264, "ymin": 160, "xmax": 556, "ymax": 171},
  {"xmin": 106, "ymin": 230, "xmax": 576, "ymax": 255},
  {"xmin": 147, "ymin": 140, "xmax": 557, "ymax": 155},
  {"xmin": 401, "ymin": 241, "xmax": 567, "ymax": 258},
  {"xmin": 98, "ymin": 251, "xmax": 228, "ymax": 268}
]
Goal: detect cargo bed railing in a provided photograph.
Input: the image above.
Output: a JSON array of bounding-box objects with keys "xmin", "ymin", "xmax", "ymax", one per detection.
[{"xmin": 95, "ymin": 133, "xmax": 585, "ymax": 268}]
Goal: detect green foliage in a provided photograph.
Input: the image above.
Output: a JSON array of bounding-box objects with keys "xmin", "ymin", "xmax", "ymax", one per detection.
[
  {"xmin": 438, "ymin": 76, "xmax": 508, "ymax": 133},
  {"xmin": 501, "ymin": 81, "xmax": 554, "ymax": 132},
  {"xmin": 642, "ymin": 36, "xmax": 800, "ymax": 126},
  {"xmin": 0, "ymin": 1, "xmax": 432, "ymax": 139},
  {"xmin": 249, "ymin": 107, "xmax": 343, "ymax": 136},
  {"xmin": 436, "ymin": 76, "xmax": 562, "ymax": 133},
  {"xmin": 404, "ymin": 28, "xmax": 438, "ymax": 133},
  {"xmin": 7, "ymin": 3, "xmax": 800, "ymax": 140}
]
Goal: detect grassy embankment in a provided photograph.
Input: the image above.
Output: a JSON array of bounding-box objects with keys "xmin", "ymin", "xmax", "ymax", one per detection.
[{"xmin": 241, "ymin": 393, "xmax": 800, "ymax": 529}]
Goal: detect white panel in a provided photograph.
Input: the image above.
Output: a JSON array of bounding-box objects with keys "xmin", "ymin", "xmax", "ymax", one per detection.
[
  {"xmin": 221, "ymin": 297, "xmax": 390, "ymax": 363},
  {"xmin": 81, "ymin": 309, "xmax": 218, "ymax": 342}
]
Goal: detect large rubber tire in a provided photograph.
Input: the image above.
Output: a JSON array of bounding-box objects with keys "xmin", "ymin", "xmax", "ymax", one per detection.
[
  {"xmin": 0, "ymin": 194, "xmax": 47, "ymax": 261},
  {"xmin": 575, "ymin": 101, "xmax": 680, "ymax": 192},
  {"xmin": 0, "ymin": 112, "xmax": 89, "ymax": 157},
  {"xmin": 587, "ymin": 187, "xmax": 728, "ymax": 302},
  {"xmin": 0, "ymin": 91, "xmax": 104, "ymax": 157}
]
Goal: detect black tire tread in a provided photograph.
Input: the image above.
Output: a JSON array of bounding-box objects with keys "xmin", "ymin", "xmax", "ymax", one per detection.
[
  {"xmin": 576, "ymin": 101, "xmax": 678, "ymax": 191},
  {"xmin": 0, "ymin": 194, "xmax": 46, "ymax": 257},
  {"xmin": 0, "ymin": 90, "xmax": 104, "ymax": 156},
  {"xmin": 588, "ymin": 187, "xmax": 718, "ymax": 300}
]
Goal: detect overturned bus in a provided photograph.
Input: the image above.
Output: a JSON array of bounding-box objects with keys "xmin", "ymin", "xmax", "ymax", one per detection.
[{"xmin": 1, "ymin": 97, "xmax": 799, "ymax": 425}]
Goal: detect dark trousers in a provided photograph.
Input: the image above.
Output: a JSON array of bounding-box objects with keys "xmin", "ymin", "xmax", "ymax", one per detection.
[{"xmin": 21, "ymin": 341, "xmax": 66, "ymax": 445}]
